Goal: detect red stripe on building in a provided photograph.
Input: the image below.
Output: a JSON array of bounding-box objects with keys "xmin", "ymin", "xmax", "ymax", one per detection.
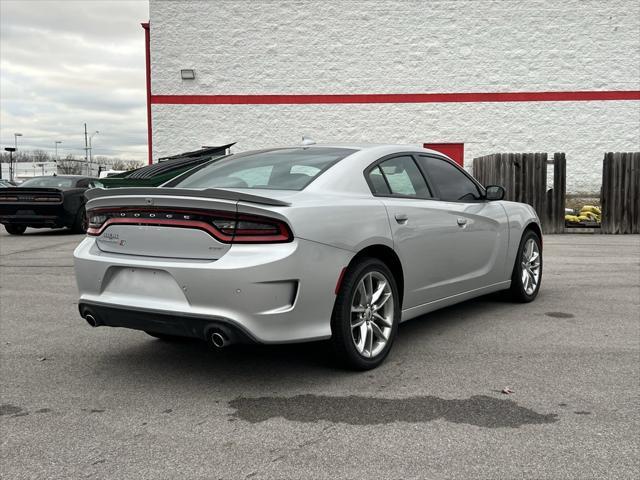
[{"xmin": 151, "ymin": 90, "xmax": 640, "ymax": 105}]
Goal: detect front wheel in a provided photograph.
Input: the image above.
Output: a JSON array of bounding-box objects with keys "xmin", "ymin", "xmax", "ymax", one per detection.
[
  {"xmin": 330, "ymin": 257, "xmax": 399, "ymax": 370},
  {"xmin": 4, "ymin": 224, "xmax": 27, "ymax": 235},
  {"xmin": 508, "ymin": 229, "xmax": 542, "ymax": 302}
]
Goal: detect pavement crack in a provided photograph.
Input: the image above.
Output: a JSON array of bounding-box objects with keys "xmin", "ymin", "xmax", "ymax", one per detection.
[{"xmin": 0, "ymin": 404, "xmax": 24, "ymax": 416}]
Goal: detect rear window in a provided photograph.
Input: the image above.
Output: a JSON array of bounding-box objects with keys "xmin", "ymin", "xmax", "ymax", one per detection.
[
  {"xmin": 175, "ymin": 147, "xmax": 355, "ymax": 191},
  {"xmin": 19, "ymin": 177, "xmax": 74, "ymax": 188}
]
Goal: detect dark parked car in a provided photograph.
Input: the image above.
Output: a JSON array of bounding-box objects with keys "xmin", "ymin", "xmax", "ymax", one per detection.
[{"xmin": 0, "ymin": 176, "xmax": 97, "ymax": 235}]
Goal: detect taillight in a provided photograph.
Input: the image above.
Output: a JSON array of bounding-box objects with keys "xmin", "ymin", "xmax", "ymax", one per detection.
[
  {"xmin": 229, "ymin": 216, "xmax": 292, "ymax": 243},
  {"xmin": 33, "ymin": 195, "xmax": 61, "ymax": 202},
  {"xmin": 88, "ymin": 214, "xmax": 108, "ymax": 229},
  {"xmin": 86, "ymin": 207, "xmax": 292, "ymax": 243}
]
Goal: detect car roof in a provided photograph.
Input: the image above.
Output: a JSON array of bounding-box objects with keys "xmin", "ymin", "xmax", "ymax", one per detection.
[{"xmin": 278, "ymin": 143, "xmax": 447, "ymax": 157}]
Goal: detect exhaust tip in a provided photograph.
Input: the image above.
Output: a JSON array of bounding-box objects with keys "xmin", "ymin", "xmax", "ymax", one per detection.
[
  {"xmin": 210, "ymin": 331, "xmax": 226, "ymax": 348},
  {"xmin": 85, "ymin": 314, "xmax": 98, "ymax": 327}
]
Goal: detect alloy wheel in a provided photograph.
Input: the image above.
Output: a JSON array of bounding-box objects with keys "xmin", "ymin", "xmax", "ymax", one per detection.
[
  {"xmin": 521, "ymin": 238, "xmax": 541, "ymax": 295},
  {"xmin": 350, "ymin": 271, "xmax": 394, "ymax": 358}
]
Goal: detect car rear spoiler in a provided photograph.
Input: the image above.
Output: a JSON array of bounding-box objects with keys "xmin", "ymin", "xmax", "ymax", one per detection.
[{"xmin": 85, "ymin": 187, "xmax": 291, "ymax": 207}]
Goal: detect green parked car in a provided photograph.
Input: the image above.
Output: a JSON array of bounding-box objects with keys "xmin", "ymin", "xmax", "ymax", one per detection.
[{"xmin": 97, "ymin": 144, "xmax": 234, "ymax": 188}]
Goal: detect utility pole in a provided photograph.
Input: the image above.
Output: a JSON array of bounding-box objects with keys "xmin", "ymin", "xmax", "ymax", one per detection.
[
  {"xmin": 88, "ymin": 131, "xmax": 99, "ymax": 176},
  {"xmin": 84, "ymin": 123, "xmax": 89, "ymax": 175}
]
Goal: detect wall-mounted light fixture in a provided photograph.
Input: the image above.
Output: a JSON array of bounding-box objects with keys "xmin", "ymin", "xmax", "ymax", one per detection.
[{"xmin": 180, "ymin": 69, "xmax": 196, "ymax": 80}]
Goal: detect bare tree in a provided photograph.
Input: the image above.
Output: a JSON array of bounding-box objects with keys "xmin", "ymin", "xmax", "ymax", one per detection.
[
  {"xmin": 57, "ymin": 154, "xmax": 83, "ymax": 175},
  {"xmin": 111, "ymin": 159, "xmax": 143, "ymax": 171},
  {"xmin": 124, "ymin": 160, "xmax": 144, "ymax": 171},
  {"xmin": 31, "ymin": 150, "xmax": 50, "ymax": 163}
]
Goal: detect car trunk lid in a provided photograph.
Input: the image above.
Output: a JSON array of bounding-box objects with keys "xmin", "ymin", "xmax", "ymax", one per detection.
[
  {"xmin": 0, "ymin": 187, "xmax": 63, "ymax": 205},
  {"xmin": 85, "ymin": 187, "xmax": 292, "ymax": 260},
  {"xmin": 0, "ymin": 187, "xmax": 64, "ymax": 218}
]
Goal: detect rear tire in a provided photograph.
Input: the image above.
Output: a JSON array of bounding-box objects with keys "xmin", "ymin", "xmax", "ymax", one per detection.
[
  {"xmin": 4, "ymin": 225, "xmax": 26, "ymax": 235},
  {"xmin": 72, "ymin": 206, "xmax": 88, "ymax": 233},
  {"xmin": 330, "ymin": 257, "xmax": 399, "ymax": 370},
  {"xmin": 145, "ymin": 331, "xmax": 187, "ymax": 342},
  {"xmin": 508, "ymin": 229, "xmax": 542, "ymax": 303}
]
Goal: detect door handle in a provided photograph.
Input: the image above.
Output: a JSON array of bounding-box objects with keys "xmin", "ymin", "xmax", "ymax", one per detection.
[
  {"xmin": 456, "ymin": 217, "xmax": 467, "ymax": 227},
  {"xmin": 395, "ymin": 213, "xmax": 408, "ymax": 224}
]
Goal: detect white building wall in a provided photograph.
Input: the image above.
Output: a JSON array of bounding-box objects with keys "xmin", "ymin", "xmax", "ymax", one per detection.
[{"xmin": 149, "ymin": 0, "xmax": 640, "ymax": 193}]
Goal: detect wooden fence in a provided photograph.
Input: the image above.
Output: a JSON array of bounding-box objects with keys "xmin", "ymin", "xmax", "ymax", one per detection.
[
  {"xmin": 546, "ymin": 153, "xmax": 567, "ymax": 234},
  {"xmin": 601, "ymin": 152, "xmax": 640, "ymax": 234},
  {"xmin": 472, "ymin": 152, "xmax": 566, "ymax": 234}
]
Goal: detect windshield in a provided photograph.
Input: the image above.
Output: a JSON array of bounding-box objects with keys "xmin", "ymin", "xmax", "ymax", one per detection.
[
  {"xmin": 174, "ymin": 147, "xmax": 355, "ymax": 191},
  {"xmin": 20, "ymin": 177, "xmax": 75, "ymax": 188}
]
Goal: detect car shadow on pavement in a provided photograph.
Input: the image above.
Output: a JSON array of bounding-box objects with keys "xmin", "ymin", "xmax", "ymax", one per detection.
[
  {"xmin": 0, "ymin": 227, "xmax": 79, "ymax": 237},
  {"xmin": 396, "ymin": 291, "xmax": 513, "ymax": 344},
  {"xmin": 23, "ymin": 228, "xmax": 79, "ymax": 236},
  {"xmin": 92, "ymin": 293, "xmax": 512, "ymax": 386}
]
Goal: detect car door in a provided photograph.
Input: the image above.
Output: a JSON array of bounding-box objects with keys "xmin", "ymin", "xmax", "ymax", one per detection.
[
  {"xmin": 414, "ymin": 154, "xmax": 508, "ymax": 295},
  {"xmin": 366, "ymin": 154, "xmax": 457, "ymax": 309},
  {"xmin": 366, "ymin": 154, "xmax": 508, "ymax": 310}
]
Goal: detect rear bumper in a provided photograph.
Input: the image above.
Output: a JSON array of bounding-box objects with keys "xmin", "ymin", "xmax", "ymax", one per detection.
[
  {"xmin": 78, "ymin": 302, "xmax": 256, "ymax": 343},
  {"xmin": 0, "ymin": 213, "xmax": 69, "ymax": 228},
  {"xmin": 73, "ymin": 236, "xmax": 353, "ymax": 343},
  {"xmin": 0, "ymin": 205, "xmax": 73, "ymax": 227}
]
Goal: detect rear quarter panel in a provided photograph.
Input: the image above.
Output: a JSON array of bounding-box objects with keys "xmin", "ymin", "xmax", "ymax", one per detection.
[
  {"xmin": 63, "ymin": 188, "xmax": 88, "ymax": 211},
  {"xmin": 237, "ymin": 193, "xmax": 393, "ymax": 253}
]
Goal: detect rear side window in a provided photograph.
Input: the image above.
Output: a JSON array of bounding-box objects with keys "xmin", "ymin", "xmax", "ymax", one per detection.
[
  {"xmin": 368, "ymin": 156, "xmax": 431, "ymax": 198},
  {"xmin": 368, "ymin": 167, "xmax": 391, "ymax": 194},
  {"xmin": 417, "ymin": 156, "xmax": 481, "ymax": 201},
  {"xmin": 175, "ymin": 147, "xmax": 355, "ymax": 191}
]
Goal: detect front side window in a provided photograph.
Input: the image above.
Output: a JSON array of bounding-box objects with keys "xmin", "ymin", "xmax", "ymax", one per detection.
[
  {"xmin": 175, "ymin": 147, "xmax": 355, "ymax": 191},
  {"xmin": 368, "ymin": 156, "xmax": 431, "ymax": 198},
  {"xmin": 418, "ymin": 156, "xmax": 482, "ymax": 201}
]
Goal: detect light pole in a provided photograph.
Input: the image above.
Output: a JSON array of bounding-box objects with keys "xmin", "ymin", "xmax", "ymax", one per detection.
[
  {"xmin": 14, "ymin": 132, "xmax": 23, "ymax": 167},
  {"xmin": 5, "ymin": 147, "xmax": 16, "ymax": 182},
  {"xmin": 54, "ymin": 141, "xmax": 62, "ymax": 162},
  {"xmin": 88, "ymin": 131, "xmax": 99, "ymax": 175}
]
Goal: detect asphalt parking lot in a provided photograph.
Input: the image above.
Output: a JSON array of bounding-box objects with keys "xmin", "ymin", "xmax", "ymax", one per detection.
[{"xmin": 1, "ymin": 229, "xmax": 638, "ymax": 479}]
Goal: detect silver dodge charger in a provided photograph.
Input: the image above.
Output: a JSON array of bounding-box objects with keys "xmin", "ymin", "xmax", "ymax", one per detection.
[{"xmin": 74, "ymin": 144, "xmax": 542, "ymax": 369}]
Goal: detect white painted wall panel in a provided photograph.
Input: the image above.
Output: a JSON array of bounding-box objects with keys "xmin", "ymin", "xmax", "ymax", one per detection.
[
  {"xmin": 149, "ymin": 0, "xmax": 640, "ymax": 192},
  {"xmin": 150, "ymin": 0, "xmax": 640, "ymax": 95},
  {"xmin": 152, "ymin": 101, "xmax": 639, "ymax": 193}
]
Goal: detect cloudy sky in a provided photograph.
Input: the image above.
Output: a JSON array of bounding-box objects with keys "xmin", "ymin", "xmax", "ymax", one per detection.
[{"xmin": 0, "ymin": 0, "xmax": 149, "ymax": 162}]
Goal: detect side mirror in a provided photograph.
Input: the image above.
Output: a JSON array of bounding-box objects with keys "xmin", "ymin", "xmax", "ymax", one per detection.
[{"xmin": 485, "ymin": 185, "xmax": 505, "ymax": 201}]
